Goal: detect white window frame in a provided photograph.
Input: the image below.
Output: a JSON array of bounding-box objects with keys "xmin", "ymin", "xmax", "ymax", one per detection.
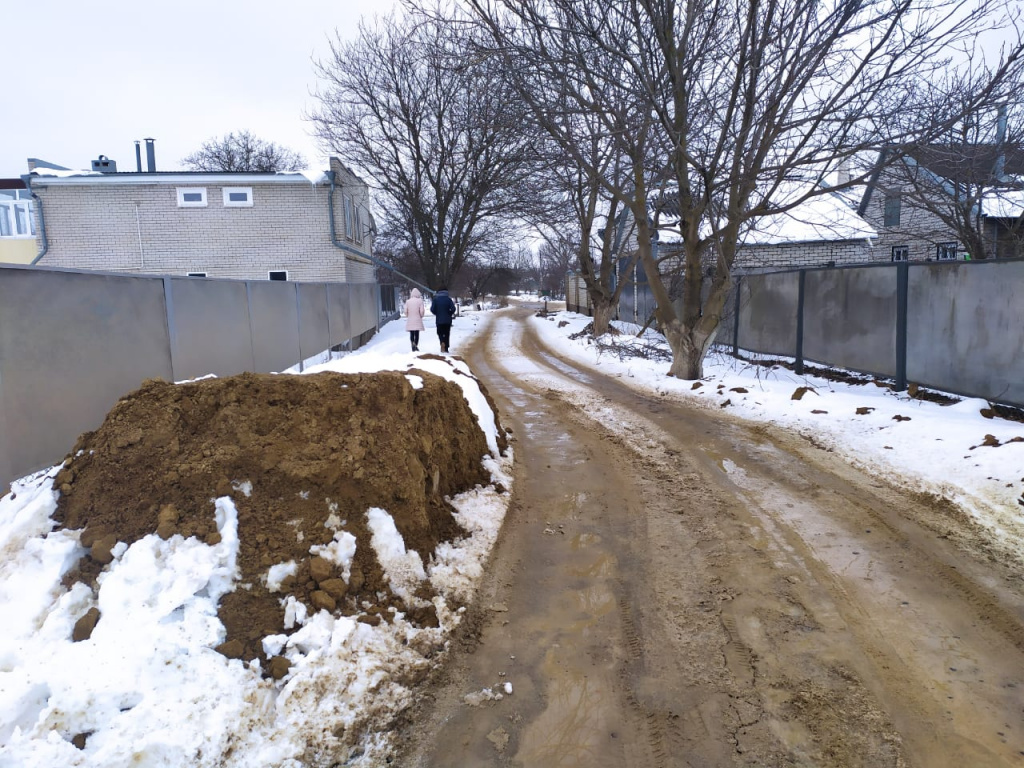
[
  {"xmin": 186, "ymin": 272, "xmax": 207, "ymax": 277},
  {"xmin": 177, "ymin": 188, "xmax": 208, "ymax": 207},
  {"xmin": 936, "ymin": 242, "xmax": 957, "ymax": 261},
  {"xmin": 891, "ymin": 245, "xmax": 909, "ymax": 262},
  {"xmin": 0, "ymin": 191, "xmax": 35, "ymax": 238},
  {"xmin": 268, "ymin": 270, "xmax": 288, "ymax": 281},
  {"xmin": 222, "ymin": 187, "xmax": 254, "ymax": 207}
]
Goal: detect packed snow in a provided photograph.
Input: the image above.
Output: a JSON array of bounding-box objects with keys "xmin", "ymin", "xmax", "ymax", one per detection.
[{"xmin": 2, "ymin": 296, "xmax": 1022, "ymax": 767}]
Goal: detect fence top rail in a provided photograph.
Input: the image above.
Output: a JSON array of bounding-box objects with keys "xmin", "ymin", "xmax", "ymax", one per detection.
[
  {"xmin": 0, "ymin": 262, "xmax": 371, "ymax": 290},
  {"xmin": 738, "ymin": 254, "xmax": 1024, "ymax": 279}
]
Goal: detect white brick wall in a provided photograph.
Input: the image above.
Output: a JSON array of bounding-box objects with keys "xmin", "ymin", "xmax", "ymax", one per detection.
[
  {"xmin": 30, "ymin": 164, "xmax": 377, "ymax": 284},
  {"xmin": 860, "ymin": 165, "xmax": 966, "ymax": 262}
]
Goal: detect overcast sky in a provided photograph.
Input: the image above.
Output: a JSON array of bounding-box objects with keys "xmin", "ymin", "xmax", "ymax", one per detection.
[{"xmin": 3, "ymin": 0, "xmax": 396, "ymax": 179}]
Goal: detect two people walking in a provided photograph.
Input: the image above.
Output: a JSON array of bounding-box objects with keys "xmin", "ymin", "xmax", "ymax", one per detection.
[{"xmin": 404, "ymin": 286, "xmax": 458, "ymax": 354}]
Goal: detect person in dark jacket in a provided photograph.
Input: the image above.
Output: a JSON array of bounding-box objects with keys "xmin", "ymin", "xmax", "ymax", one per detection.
[{"xmin": 430, "ymin": 288, "xmax": 458, "ymax": 353}]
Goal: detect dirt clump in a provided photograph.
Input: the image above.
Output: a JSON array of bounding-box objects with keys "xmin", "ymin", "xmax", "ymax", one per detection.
[{"xmin": 52, "ymin": 370, "xmax": 501, "ymax": 666}]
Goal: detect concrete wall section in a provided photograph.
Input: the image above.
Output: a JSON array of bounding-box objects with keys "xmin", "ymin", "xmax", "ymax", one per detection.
[
  {"xmin": 737, "ymin": 272, "xmax": 799, "ymax": 356},
  {"xmin": 803, "ymin": 267, "xmax": 897, "ymax": 377},
  {"xmin": 297, "ymin": 283, "xmax": 330, "ymax": 362},
  {"xmin": 167, "ymin": 278, "xmax": 254, "ymax": 381},
  {"xmin": 248, "ymin": 281, "xmax": 301, "ymax": 373},
  {"xmin": 907, "ymin": 261, "xmax": 1024, "ymax": 404},
  {"xmin": 0, "ymin": 266, "xmax": 173, "ymax": 481}
]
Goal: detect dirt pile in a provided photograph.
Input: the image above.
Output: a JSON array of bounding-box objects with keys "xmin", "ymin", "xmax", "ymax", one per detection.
[{"xmin": 52, "ymin": 368, "xmax": 505, "ymax": 667}]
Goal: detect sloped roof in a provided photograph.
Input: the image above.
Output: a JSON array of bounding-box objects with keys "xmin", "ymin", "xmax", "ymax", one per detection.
[
  {"xmin": 906, "ymin": 143, "xmax": 1024, "ymax": 182},
  {"xmin": 655, "ymin": 184, "xmax": 876, "ymax": 246}
]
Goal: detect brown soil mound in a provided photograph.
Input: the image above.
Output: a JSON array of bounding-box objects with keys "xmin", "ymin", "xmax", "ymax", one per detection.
[{"xmin": 52, "ymin": 369, "xmax": 504, "ymax": 667}]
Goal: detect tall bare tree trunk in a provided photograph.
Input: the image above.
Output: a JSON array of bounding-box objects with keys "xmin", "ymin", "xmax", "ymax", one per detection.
[{"xmin": 591, "ymin": 299, "xmax": 616, "ymax": 336}]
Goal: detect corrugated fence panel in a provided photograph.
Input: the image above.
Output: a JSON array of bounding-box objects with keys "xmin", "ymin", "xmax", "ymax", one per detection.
[
  {"xmin": 328, "ymin": 284, "xmax": 353, "ymax": 349},
  {"xmin": 351, "ymin": 283, "xmax": 379, "ymax": 339},
  {"xmin": 297, "ymin": 283, "xmax": 330, "ymax": 362},
  {"xmin": 908, "ymin": 261, "xmax": 1024, "ymax": 404},
  {"xmin": 804, "ymin": 266, "xmax": 898, "ymax": 378},
  {"xmin": 168, "ymin": 277, "xmax": 253, "ymax": 381},
  {"xmin": 0, "ymin": 266, "xmax": 173, "ymax": 482},
  {"xmin": 248, "ymin": 281, "xmax": 301, "ymax": 373}
]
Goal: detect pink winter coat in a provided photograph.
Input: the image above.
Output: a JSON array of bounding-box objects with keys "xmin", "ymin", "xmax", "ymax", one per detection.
[{"xmin": 404, "ymin": 288, "xmax": 426, "ymax": 331}]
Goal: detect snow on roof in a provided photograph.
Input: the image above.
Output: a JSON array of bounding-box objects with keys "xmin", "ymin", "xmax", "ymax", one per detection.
[
  {"xmin": 289, "ymin": 168, "xmax": 329, "ymax": 185},
  {"xmin": 656, "ymin": 183, "xmax": 876, "ymax": 246},
  {"xmin": 981, "ymin": 186, "xmax": 1024, "ymax": 219}
]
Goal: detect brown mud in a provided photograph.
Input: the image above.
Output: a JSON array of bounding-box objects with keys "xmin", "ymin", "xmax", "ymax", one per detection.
[
  {"xmin": 397, "ymin": 307, "xmax": 1024, "ymax": 768},
  {"xmin": 52, "ymin": 369, "xmax": 504, "ymax": 665}
]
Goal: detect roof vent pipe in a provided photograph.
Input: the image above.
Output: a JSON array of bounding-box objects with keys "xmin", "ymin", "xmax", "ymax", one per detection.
[
  {"xmin": 135, "ymin": 141, "xmax": 142, "ymax": 173},
  {"xmin": 145, "ymin": 138, "xmax": 156, "ymax": 172}
]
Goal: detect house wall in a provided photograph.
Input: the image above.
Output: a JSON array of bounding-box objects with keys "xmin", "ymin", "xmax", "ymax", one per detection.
[
  {"xmin": 29, "ymin": 167, "xmax": 376, "ymax": 283},
  {"xmin": 860, "ymin": 165, "xmax": 966, "ymax": 262},
  {"xmin": 733, "ymin": 238, "xmax": 880, "ymax": 272}
]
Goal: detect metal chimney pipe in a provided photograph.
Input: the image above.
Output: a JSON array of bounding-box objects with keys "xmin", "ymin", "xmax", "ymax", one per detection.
[
  {"xmin": 144, "ymin": 138, "xmax": 156, "ymax": 172},
  {"xmin": 135, "ymin": 141, "xmax": 142, "ymax": 173},
  {"xmin": 994, "ymin": 105, "xmax": 1008, "ymax": 180}
]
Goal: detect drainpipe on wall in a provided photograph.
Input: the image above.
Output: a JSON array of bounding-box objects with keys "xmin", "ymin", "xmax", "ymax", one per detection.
[
  {"xmin": 326, "ymin": 171, "xmax": 432, "ymax": 296},
  {"xmin": 20, "ymin": 175, "xmax": 48, "ymax": 265}
]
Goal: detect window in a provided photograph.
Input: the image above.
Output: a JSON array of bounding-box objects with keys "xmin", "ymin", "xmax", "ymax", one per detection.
[
  {"xmin": 891, "ymin": 245, "xmax": 909, "ymax": 262},
  {"xmin": 936, "ymin": 242, "xmax": 957, "ymax": 261},
  {"xmin": 222, "ymin": 187, "xmax": 253, "ymax": 207},
  {"xmin": 269, "ymin": 271, "xmax": 288, "ymax": 281},
  {"xmin": 0, "ymin": 189, "xmax": 35, "ymax": 238},
  {"xmin": 187, "ymin": 272, "xmax": 207, "ymax": 277},
  {"xmin": 883, "ymin": 191, "xmax": 901, "ymax": 227},
  {"xmin": 343, "ymin": 195, "xmax": 354, "ymax": 239},
  {"xmin": 177, "ymin": 188, "xmax": 207, "ymax": 207}
]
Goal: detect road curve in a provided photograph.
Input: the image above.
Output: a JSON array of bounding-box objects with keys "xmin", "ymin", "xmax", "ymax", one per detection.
[{"xmin": 396, "ymin": 307, "xmax": 1024, "ymax": 767}]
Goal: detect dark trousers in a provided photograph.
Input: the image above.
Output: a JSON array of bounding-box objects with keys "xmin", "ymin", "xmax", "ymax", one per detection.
[
  {"xmin": 409, "ymin": 330, "xmax": 420, "ymax": 350},
  {"xmin": 437, "ymin": 323, "xmax": 452, "ymax": 350}
]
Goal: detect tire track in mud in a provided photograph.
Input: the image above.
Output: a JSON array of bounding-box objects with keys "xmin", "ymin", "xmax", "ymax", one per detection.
[
  {"xmin": 398, "ymin": 309, "xmax": 1024, "ymax": 767},
  {"xmin": 520, "ymin": 312, "xmax": 1024, "ymax": 767}
]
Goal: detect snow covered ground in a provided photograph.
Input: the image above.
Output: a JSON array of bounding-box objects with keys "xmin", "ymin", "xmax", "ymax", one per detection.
[
  {"xmin": 1, "ymin": 297, "xmax": 1022, "ymax": 767},
  {"xmin": 526, "ymin": 302, "xmax": 1024, "ymax": 566},
  {"xmin": 0, "ymin": 312, "xmax": 510, "ymax": 768}
]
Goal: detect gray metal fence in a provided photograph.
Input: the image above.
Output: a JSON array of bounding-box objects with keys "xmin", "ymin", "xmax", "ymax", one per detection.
[
  {"xmin": 721, "ymin": 259, "xmax": 1024, "ymax": 407},
  {"xmin": 0, "ymin": 264, "xmax": 384, "ymax": 490}
]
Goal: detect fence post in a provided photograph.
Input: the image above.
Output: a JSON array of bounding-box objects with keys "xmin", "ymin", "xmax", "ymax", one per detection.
[
  {"xmin": 163, "ymin": 277, "xmax": 179, "ymax": 382},
  {"xmin": 732, "ymin": 275, "xmax": 742, "ymax": 357},
  {"xmin": 895, "ymin": 261, "xmax": 909, "ymax": 391},
  {"xmin": 794, "ymin": 270, "xmax": 806, "ymax": 375}
]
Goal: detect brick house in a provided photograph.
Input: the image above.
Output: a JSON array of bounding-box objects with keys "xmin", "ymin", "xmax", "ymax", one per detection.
[
  {"xmin": 858, "ymin": 143, "xmax": 1024, "ymax": 262},
  {"xmin": 614, "ymin": 185, "xmax": 879, "ymax": 278},
  {"xmin": 23, "ymin": 157, "xmax": 376, "ymax": 283}
]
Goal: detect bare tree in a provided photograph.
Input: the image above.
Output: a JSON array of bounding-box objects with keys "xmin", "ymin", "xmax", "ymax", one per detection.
[
  {"xmin": 182, "ymin": 131, "xmax": 306, "ymax": 172},
  {"xmin": 537, "ymin": 239, "xmax": 576, "ymax": 297},
  {"xmin": 310, "ymin": 10, "xmax": 541, "ymax": 291},
  {"xmin": 464, "ymin": 0, "xmax": 1024, "ymax": 378}
]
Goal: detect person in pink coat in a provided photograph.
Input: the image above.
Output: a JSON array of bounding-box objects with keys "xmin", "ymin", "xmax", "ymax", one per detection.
[{"xmin": 404, "ymin": 288, "xmax": 426, "ymax": 352}]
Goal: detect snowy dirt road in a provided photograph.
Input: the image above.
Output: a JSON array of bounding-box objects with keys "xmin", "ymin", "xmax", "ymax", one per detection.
[{"xmin": 397, "ymin": 307, "xmax": 1024, "ymax": 767}]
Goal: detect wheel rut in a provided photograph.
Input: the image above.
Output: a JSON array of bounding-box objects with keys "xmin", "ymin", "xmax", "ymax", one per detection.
[{"xmin": 395, "ymin": 308, "xmax": 1024, "ymax": 768}]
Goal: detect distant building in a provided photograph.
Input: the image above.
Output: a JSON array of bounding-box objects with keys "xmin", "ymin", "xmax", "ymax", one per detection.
[
  {"xmin": 859, "ymin": 142, "xmax": 1024, "ymax": 262},
  {"xmin": 23, "ymin": 155, "xmax": 376, "ymax": 284}
]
